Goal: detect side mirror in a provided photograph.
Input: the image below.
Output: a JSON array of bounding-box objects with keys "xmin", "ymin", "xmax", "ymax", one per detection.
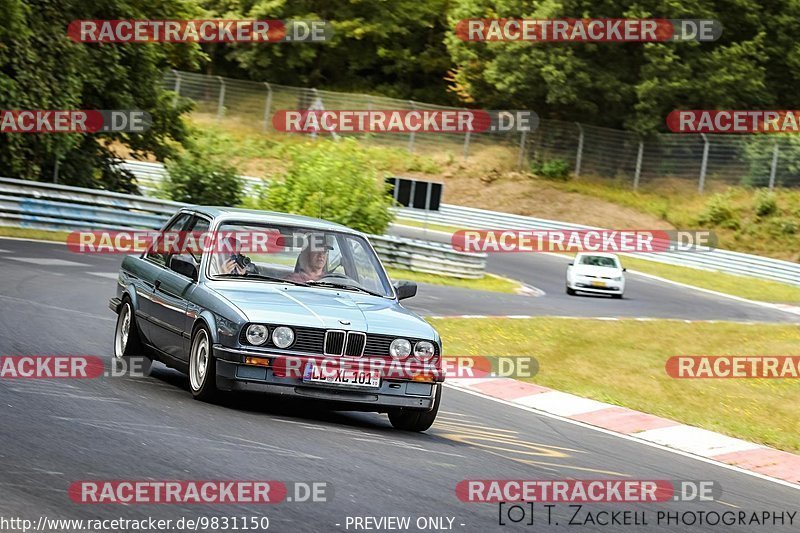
[
  {"xmin": 622, "ymin": 267, "xmax": 627, "ymax": 272},
  {"xmin": 568, "ymin": 261, "xmax": 574, "ymax": 266},
  {"xmin": 170, "ymin": 255, "xmax": 198, "ymax": 281},
  {"xmin": 393, "ymin": 280, "xmax": 417, "ymax": 300}
]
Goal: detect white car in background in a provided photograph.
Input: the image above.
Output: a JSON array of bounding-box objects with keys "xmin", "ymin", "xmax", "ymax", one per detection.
[{"xmin": 566, "ymin": 252, "xmax": 626, "ymax": 298}]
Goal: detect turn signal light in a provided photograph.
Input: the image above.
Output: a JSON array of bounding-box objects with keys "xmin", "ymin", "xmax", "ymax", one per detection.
[{"xmin": 245, "ymin": 356, "xmax": 271, "ymax": 367}]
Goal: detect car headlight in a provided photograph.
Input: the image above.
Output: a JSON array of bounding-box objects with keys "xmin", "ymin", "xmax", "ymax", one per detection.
[
  {"xmin": 390, "ymin": 339, "xmax": 412, "ymax": 359},
  {"xmin": 272, "ymin": 326, "xmax": 295, "ymax": 348},
  {"xmin": 246, "ymin": 324, "xmax": 268, "ymax": 345},
  {"xmin": 414, "ymin": 341, "xmax": 436, "ymax": 362},
  {"xmin": 613, "ymin": 276, "xmax": 623, "ymax": 281}
]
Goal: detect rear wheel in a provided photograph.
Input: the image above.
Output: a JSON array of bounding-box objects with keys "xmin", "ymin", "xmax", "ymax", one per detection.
[
  {"xmin": 389, "ymin": 384, "xmax": 441, "ymax": 432},
  {"xmin": 189, "ymin": 325, "xmax": 218, "ymax": 401}
]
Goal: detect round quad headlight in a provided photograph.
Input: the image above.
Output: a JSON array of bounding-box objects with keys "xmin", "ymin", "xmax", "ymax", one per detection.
[
  {"xmin": 390, "ymin": 338, "xmax": 412, "ymax": 359},
  {"xmin": 414, "ymin": 341, "xmax": 436, "ymax": 362},
  {"xmin": 272, "ymin": 326, "xmax": 295, "ymax": 348},
  {"xmin": 246, "ymin": 324, "xmax": 268, "ymax": 345}
]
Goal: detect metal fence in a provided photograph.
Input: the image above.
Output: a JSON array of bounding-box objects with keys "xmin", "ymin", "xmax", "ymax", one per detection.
[
  {"xmin": 0, "ymin": 177, "xmax": 486, "ymax": 279},
  {"xmin": 164, "ymin": 69, "xmax": 800, "ymax": 192}
]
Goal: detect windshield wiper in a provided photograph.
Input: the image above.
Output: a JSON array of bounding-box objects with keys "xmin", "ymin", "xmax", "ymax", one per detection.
[
  {"xmin": 215, "ymin": 273, "xmax": 309, "ymax": 286},
  {"xmin": 306, "ymin": 280, "xmax": 385, "ymax": 297}
]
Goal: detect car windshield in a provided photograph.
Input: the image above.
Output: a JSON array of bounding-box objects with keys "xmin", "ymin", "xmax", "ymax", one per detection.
[
  {"xmin": 579, "ymin": 255, "xmax": 619, "ymax": 268},
  {"xmin": 205, "ymin": 222, "xmax": 394, "ymax": 298}
]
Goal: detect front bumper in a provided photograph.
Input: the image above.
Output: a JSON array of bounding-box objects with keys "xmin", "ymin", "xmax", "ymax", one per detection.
[
  {"xmin": 213, "ymin": 344, "xmax": 437, "ymax": 412},
  {"xmin": 569, "ymin": 279, "xmax": 624, "ymax": 294}
]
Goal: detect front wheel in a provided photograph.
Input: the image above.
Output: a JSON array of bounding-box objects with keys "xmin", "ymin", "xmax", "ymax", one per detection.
[
  {"xmin": 114, "ymin": 299, "xmax": 143, "ymax": 358},
  {"xmin": 189, "ymin": 325, "xmax": 218, "ymax": 401},
  {"xmin": 389, "ymin": 384, "xmax": 441, "ymax": 432},
  {"xmin": 566, "ymin": 286, "xmax": 576, "ymax": 295}
]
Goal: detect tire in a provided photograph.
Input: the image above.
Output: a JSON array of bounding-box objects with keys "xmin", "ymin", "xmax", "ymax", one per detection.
[
  {"xmin": 612, "ymin": 293, "xmax": 624, "ymax": 299},
  {"xmin": 566, "ymin": 286, "xmax": 576, "ymax": 296},
  {"xmin": 114, "ymin": 299, "xmax": 143, "ymax": 358},
  {"xmin": 388, "ymin": 384, "xmax": 441, "ymax": 432},
  {"xmin": 189, "ymin": 324, "xmax": 218, "ymax": 401}
]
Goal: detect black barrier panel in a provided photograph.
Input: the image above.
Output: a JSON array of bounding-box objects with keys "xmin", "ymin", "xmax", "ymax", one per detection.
[{"xmin": 386, "ymin": 177, "xmax": 443, "ymax": 211}]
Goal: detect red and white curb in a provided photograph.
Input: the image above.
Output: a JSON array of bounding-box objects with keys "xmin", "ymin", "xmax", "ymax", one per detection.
[{"xmin": 445, "ymin": 377, "xmax": 800, "ymax": 487}]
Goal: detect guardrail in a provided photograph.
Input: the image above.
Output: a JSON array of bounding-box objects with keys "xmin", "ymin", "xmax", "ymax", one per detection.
[
  {"xmin": 395, "ymin": 204, "xmax": 800, "ymax": 287},
  {"xmin": 0, "ymin": 177, "xmax": 486, "ymax": 279},
  {"xmin": 119, "ymin": 160, "xmax": 263, "ymax": 196}
]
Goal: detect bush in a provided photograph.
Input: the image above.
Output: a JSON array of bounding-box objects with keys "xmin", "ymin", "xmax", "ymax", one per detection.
[
  {"xmin": 742, "ymin": 136, "xmax": 800, "ymax": 188},
  {"xmin": 164, "ymin": 147, "xmax": 244, "ymax": 206},
  {"xmin": 754, "ymin": 190, "xmax": 778, "ymax": 217},
  {"xmin": 242, "ymin": 139, "xmax": 395, "ymax": 234},
  {"xmin": 698, "ymin": 193, "xmax": 740, "ymax": 229},
  {"xmin": 530, "ymin": 158, "xmax": 571, "ymax": 181}
]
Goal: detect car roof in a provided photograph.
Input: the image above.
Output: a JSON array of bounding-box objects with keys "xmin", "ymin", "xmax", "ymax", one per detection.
[
  {"xmin": 183, "ymin": 206, "xmax": 360, "ymax": 234},
  {"xmin": 575, "ymin": 252, "xmax": 620, "ymax": 259}
]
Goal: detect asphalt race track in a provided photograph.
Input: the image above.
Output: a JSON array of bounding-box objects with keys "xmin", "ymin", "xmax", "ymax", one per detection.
[
  {"xmin": 392, "ymin": 226, "xmax": 798, "ymax": 323},
  {"xmin": 0, "ymin": 238, "xmax": 798, "ymax": 533}
]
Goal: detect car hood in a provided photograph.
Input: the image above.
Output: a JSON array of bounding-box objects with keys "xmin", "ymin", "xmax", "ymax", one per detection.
[
  {"xmin": 208, "ymin": 281, "xmax": 437, "ymax": 339},
  {"xmin": 571, "ymin": 265, "xmax": 623, "ymax": 278}
]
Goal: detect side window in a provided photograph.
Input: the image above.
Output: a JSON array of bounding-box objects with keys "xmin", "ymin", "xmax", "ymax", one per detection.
[
  {"xmin": 185, "ymin": 216, "xmax": 210, "ymax": 264},
  {"xmin": 145, "ymin": 213, "xmax": 192, "ymax": 266},
  {"xmin": 348, "ymin": 239, "xmax": 381, "ymax": 292}
]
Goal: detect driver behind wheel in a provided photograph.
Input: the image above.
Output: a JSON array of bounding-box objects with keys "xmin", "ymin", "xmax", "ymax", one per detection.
[{"xmin": 287, "ymin": 234, "xmax": 332, "ymax": 282}]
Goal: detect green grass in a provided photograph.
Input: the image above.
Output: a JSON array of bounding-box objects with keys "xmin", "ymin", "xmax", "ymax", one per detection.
[
  {"xmin": 387, "ymin": 268, "xmax": 523, "ymax": 294},
  {"xmin": 551, "ymin": 178, "xmax": 800, "ymax": 262},
  {"xmin": 0, "ymin": 226, "xmax": 71, "ymax": 242},
  {"xmin": 620, "ymin": 255, "xmax": 800, "ymax": 303},
  {"xmin": 431, "ymin": 317, "xmax": 800, "ymax": 453},
  {"xmin": 393, "ymin": 218, "xmax": 463, "ymax": 234}
]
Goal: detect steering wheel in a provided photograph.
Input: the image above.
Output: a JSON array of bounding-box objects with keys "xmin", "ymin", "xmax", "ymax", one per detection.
[{"xmin": 317, "ymin": 272, "xmax": 349, "ymax": 280}]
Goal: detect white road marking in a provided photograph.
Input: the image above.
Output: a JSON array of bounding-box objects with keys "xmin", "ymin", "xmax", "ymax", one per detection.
[
  {"xmin": 87, "ymin": 272, "xmax": 119, "ymax": 279},
  {"xmin": 514, "ymin": 390, "xmax": 613, "ymax": 417},
  {"xmin": 635, "ymin": 425, "xmax": 762, "ymax": 457},
  {"xmin": 7, "ymin": 257, "xmax": 89, "ymax": 267}
]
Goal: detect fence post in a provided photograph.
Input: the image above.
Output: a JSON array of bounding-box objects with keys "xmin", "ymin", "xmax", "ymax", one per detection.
[
  {"xmin": 575, "ymin": 122, "xmax": 584, "ymax": 176},
  {"xmin": 172, "ymin": 70, "xmax": 181, "ymax": 109},
  {"xmin": 216, "ymin": 76, "xmax": 226, "ymax": 121},
  {"xmin": 407, "ymin": 101, "xmax": 416, "ymax": 153},
  {"xmin": 517, "ymin": 130, "xmax": 527, "ymax": 169},
  {"xmin": 263, "ymin": 82, "xmax": 272, "ymax": 131},
  {"xmin": 463, "ymin": 130, "xmax": 471, "ymax": 161},
  {"xmin": 633, "ymin": 140, "xmax": 644, "ymax": 190},
  {"xmin": 698, "ymin": 133, "xmax": 709, "ymax": 194},
  {"xmin": 768, "ymin": 143, "xmax": 779, "ymax": 191}
]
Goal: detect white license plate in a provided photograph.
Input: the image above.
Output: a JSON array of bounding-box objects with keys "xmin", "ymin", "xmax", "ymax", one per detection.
[{"xmin": 302, "ymin": 362, "xmax": 380, "ymax": 388}]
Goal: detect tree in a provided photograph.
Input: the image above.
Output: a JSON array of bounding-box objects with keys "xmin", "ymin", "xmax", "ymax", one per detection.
[
  {"xmin": 0, "ymin": 0, "xmax": 203, "ymax": 191},
  {"xmin": 445, "ymin": 0, "xmax": 799, "ymax": 133},
  {"xmin": 199, "ymin": 0, "xmax": 456, "ymax": 104}
]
